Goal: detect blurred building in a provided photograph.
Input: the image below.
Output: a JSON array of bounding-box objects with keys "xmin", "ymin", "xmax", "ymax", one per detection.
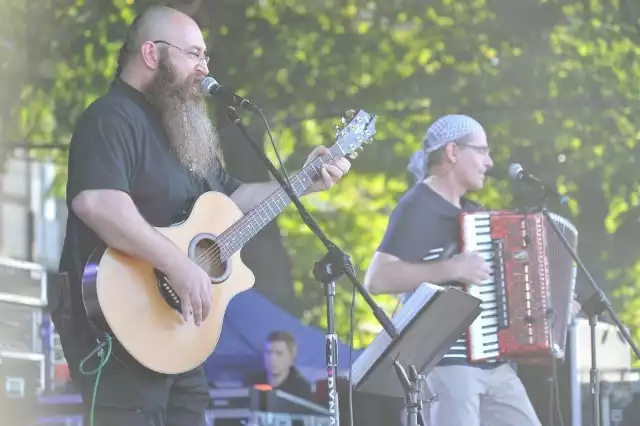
[{"xmin": 0, "ymin": 147, "xmax": 66, "ymax": 268}]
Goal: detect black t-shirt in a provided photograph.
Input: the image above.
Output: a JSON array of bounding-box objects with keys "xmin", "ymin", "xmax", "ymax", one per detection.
[
  {"xmin": 378, "ymin": 183, "xmax": 477, "ymax": 263},
  {"xmin": 245, "ymin": 367, "xmax": 314, "ymax": 402},
  {"xmin": 377, "ymin": 182, "xmax": 501, "ymax": 368},
  {"xmin": 58, "ymin": 78, "xmax": 242, "ymax": 329}
]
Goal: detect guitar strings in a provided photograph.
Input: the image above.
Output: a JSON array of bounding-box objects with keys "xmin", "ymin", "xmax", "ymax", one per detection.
[
  {"xmin": 190, "ymin": 152, "xmax": 336, "ymax": 270},
  {"xmin": 190, "ymin": 115, "xmax": 372, "ymax": 273},
  {"xmin": 191, "ymin": 154, "xmax": 326, "ymax": 268}
]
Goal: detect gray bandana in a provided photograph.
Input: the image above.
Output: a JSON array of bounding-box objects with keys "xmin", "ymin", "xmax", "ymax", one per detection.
[{"xmin": 407, "ymin": 114, "xmax": 485, "ymax": 182}]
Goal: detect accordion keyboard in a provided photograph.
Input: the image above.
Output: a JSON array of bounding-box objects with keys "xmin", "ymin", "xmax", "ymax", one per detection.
[{"xmin": 461, "ymin": 212, "xmax": 506, "ymax": 361}]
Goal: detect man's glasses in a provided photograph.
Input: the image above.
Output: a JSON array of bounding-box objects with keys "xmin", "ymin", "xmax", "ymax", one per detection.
[
  {"xmin": 461, "ymin": 144, "xmax": 491, "ymax": 155},
  {"xmin": 153, "ymin": 40, "xmax": 210, "ymax": 64}
]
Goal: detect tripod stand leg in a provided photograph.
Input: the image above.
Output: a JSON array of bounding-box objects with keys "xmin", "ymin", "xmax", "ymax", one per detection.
[{"xmin": 589, "ymin": 314, "xmax": 600, "ymax": 426}]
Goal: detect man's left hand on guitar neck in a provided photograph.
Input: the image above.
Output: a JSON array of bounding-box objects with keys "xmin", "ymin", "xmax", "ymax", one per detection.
[{"xmin": 304, "ymin": 145, "xmax": 351, "ymax": 193}]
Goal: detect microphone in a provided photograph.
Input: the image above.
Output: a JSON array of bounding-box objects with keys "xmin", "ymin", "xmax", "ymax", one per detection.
[
  {"xmin": 507, "ymin": 163, "xmax": 569, "ymax": 205},
  {"xmin": 200, "ymin": 77, "xmax": 260, "ymax": 112},
  {"xmin": 507, "ymin": 163, "xmax": 545, "ymax": 186}
]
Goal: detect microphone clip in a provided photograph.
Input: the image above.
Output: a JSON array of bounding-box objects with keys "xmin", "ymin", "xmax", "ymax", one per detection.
[
  {"xmin": 508, "ymin": 163, "xmax": 569, "ymax": 206},
  {"xmin": 200, "ymin": 77, "xmax": 261, "ymax": 113}
]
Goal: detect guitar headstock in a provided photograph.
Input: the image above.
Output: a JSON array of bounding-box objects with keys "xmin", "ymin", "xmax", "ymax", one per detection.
[{"xmin": 333, "ymin": 109, "xmax": 377, "ymax": 159}]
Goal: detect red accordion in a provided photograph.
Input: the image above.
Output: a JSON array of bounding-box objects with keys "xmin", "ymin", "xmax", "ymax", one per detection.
[{"xmin": 460, "ymin": 210, "xmax": 578, "ymax": 364}]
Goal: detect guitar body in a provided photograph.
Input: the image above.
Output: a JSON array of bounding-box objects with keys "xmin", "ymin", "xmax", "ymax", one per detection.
[{"xmin": 81, "ymin": 191, "xmax": 255, "ymax": 374}]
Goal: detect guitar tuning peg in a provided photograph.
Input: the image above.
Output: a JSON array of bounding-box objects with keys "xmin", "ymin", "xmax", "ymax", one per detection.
[
  {"xmin": 364, "ymin": 138, "xmax": 374, "ymax": 145},
  {"xmin": 340, "ymin": 116, "xmax": 348, "ymax": 124},
  {"xmin": 333, "ymin": 124, "xmax": 341, "ymax": 134},
  {"xmin": 345, "ymin": 109, "xmax": 355, "ymax": 119},
  {"xmin": 348, "ymin": 151, "xmax": 358, "ymax": 159}
]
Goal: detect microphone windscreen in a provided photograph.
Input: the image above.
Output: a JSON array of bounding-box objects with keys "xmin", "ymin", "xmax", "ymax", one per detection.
[
  {"xmin": 200, "ymin": 76, "xmax": 219, "ymax": 94},
  {"xmin": 507, "ymin": 163, "xmax": 524, "ymax": 180}
]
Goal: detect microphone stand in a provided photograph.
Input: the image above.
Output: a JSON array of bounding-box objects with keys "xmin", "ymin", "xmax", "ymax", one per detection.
[
  {"xmin": 529, "ymin": 187, "xmax": 640, "ymax": 426},
  {"xmin": 393, "ymin": 361, "xmax": 431, "ymax": 426},
  {"xmin": 224, "ymin": 106, "xmax": 399, "ymax": 426}
]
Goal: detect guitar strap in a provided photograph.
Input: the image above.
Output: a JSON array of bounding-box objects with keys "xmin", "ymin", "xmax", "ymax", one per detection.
[{"xmin": 49, "ymin": 271, "xmax": 74, "ymax": 321}]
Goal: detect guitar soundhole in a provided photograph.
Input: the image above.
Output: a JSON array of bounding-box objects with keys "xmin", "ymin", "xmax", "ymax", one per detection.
[
  {"xmin": 188, "ymin": 233, "xmax": 230, "ymax": 283},
  {"xmin": 155, "ymin": 233, "xmax": 231, "ymax": 313}
]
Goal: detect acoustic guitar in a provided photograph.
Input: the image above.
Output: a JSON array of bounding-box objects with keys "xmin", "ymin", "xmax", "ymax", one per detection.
[{"xmin": 81, "ymin": 109, "xmax": 377, "ymax": 374}]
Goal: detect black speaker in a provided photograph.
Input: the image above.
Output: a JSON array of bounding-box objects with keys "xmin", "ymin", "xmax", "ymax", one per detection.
[
  {"xmin": 517, "ymin": 331, "xmax": 575, "ymax": 426},
  {"xmin": 518, "ymin": 360, "xmax": 573, "ymax": 426}
]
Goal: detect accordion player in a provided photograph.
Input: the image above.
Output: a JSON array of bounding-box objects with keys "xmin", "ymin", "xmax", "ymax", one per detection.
[{"xmin": 460, "ymin": 210, "xmax": 579, "ymax": 364}]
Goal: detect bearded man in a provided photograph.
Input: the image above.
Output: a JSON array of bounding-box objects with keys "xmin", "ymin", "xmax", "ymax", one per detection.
[{"xmin": 53, "ymin": 5, "xmax": 350, "ymax": 426}]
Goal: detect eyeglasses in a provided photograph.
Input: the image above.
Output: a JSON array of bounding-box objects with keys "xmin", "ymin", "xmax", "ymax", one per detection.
[
  {"xmin": 153, "ymin": 40, "xmax": 210, "ymax": 64},
  {"xmin": 461, "ymin": 144, "xmax": 491, "ymax": 155}
]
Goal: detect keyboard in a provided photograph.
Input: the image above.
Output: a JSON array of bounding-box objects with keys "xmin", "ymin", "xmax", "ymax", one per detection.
[{"xmin": 461, "ymin": 212, "xmax": 504, "ymax": 362}]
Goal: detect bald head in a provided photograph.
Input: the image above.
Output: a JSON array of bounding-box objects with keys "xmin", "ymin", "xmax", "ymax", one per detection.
[
  {"xmin": 116, "ymin": 5, "xmax": 206, "ymax": 80},
  {"xmin": 129, "ymin": 6, "xmax": 191, "ymax": 49}
]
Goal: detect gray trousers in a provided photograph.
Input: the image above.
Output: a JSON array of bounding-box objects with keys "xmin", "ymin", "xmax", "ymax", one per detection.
[{"xmin": 420, "ymin": 363, "xmax": 541, "ymax": 426}]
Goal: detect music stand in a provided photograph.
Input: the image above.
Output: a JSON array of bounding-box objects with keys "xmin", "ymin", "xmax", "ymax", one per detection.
[{"xmin": 351, "ymin": 283, "xmax": 482, "ymax": 399}]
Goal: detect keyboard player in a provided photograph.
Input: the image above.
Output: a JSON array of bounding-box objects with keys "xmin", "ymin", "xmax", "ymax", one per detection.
[
  {"xmin": 244, "ymin": 331, "xmax": 314, "ymax": 402},
  {"xmin": 364, "ymin": 114, "xmax": 541, "ymax": 426}
]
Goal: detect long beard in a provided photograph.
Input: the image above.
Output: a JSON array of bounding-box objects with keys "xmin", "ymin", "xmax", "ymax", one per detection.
[{"xmin": 143, "ymin": 56, "xmax": 221, "ymax": 179}]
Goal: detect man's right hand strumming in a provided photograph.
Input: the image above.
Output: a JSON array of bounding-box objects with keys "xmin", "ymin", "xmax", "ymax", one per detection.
[
  {"xmin": 165, "ymin": 258, "xmax": 213, "ymax": 326},
  {"xmin": 72, "ymin": 190, "xmax": 215, "ymax": 326},
  {"xmin": 448, "ymin": 252, "xmax": 491, "ymax": 285}
]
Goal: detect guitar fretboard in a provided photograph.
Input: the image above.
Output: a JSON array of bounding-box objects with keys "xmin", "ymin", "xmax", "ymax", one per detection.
[{"xmin": 215, "ymin": 144, "xmax": 344, "ymax": 261}]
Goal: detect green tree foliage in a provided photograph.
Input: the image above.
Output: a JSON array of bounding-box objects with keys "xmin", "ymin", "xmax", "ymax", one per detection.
[
  {"xmin": 1, "ymin": 1, "xmax": 34, "ymax": 143},
  {"xmin": 5, "ymin": 0, "xmax": 640, "ymax": 354}
]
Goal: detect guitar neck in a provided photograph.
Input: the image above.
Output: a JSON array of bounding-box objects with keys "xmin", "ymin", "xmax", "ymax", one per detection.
[{"xmin": 217, "ymin": 144, "xmax": 344, "ymax": 260}]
